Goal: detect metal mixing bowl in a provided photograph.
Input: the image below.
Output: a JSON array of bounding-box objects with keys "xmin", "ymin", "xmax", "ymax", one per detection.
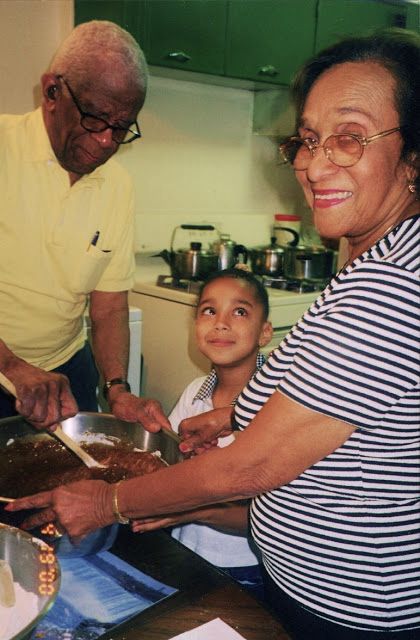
[
  {"xmin": 0, "ymin": 523, "xmax": 60, "ymax": 639},
  {"xmin": 0, "ymin": 413, "xmax": 184, "ymax": 557}
]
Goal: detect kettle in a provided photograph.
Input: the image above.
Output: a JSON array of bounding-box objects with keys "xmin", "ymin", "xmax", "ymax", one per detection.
[
  {"xmin": 154, "ymin": 224, "xmax": 220, "ymax": 281},
  {"xmin": 213, "ymin": 234, "xmax": 248, "ymax": 270}
]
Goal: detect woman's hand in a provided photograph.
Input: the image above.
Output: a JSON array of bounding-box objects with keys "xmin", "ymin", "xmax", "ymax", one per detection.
[
  {"xmin": 108, "ymin": 390, "xmax": 171, "ymax": 432},
  {"xmin": 5, "ymin": 480, "xmax": 115, "ymax": 541},
  {"xmin": 178, "ymin": 406, "xmax": 234, "ymax": 454}
]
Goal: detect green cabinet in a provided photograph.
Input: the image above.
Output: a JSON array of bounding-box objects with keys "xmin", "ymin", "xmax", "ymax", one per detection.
[
  {"xmin": 74, "ymin": 1, "xmax": 147, "ymax": 53},
  {"xmin": 316, "ymin": 0, "xmax": 419, "ymax": 51},
  {"xmin": 226, "ymin": 0, "xmax": 317, "ymax": 85},
  {"xmin": 144, "ymin": 1, "xmax": 226, "ymax": 75},
  {"xmin": 75, "ymin": 0, "xmax": 419, "ymax": 88}
]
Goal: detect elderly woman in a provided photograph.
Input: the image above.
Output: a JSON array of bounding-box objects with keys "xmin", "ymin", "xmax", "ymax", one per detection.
[{"xmin": 9, "ymin": 28, "xmax": 419, "ymax": 639}]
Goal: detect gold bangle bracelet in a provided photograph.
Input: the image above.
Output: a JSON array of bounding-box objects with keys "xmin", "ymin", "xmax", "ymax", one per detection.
[{"xmin": 112, "ymin": 481, "xmax": 130, "ymax": 525}]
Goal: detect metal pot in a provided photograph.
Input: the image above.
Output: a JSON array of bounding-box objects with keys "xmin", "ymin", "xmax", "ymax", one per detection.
[
  {"xmin": 0, "ymin": 413, "xmax": 184, "ymax": 557},
  {"xmin": 249, "ymin": 238, "xmax": 284, "ymax": 277},
  {"xmin": 213, "ymin": 234, "xmax": 248, "ymax": 270},
  {"xmin": 283, "ymin": 245, "xmax": 336, "ymax": 282},
  {"xmin": 154, "ymin": 224, "xmax": 220, "ymax": 280}
]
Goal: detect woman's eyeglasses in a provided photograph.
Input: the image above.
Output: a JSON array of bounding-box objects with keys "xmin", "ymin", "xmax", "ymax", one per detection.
[
  {"xmin": 57, "ymin": 75, "xmax": 141, "ymax": 144},
  {"xmin": 279, "ymin": 127, "xmax": 401, "ymax": 170}
]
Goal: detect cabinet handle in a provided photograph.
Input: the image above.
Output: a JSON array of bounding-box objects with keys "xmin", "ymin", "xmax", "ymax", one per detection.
[
  {"xmin": 167, "ymin": 51, "xmax": 191, "ymax": 63},
  {"xmin": 258, "ymin": 65, "xmax": 278, "ymax": 77}
]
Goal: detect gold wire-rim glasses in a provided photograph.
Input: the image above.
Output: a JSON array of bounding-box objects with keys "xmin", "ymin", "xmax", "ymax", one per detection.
[{"xmin": 279, "ymin": 127, "xmax": 402, "ymax": 169}]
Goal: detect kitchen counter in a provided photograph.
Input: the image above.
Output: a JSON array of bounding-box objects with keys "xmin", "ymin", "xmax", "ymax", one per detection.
[{"xmin": 103, "ymin": 526, "xmax": 289, "ymax": 640}]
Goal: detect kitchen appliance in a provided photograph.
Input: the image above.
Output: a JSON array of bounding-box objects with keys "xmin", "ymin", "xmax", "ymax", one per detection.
[
  {"xmin": 129, "ymin": 273, "xmax": 322, "ymax": 413},
  {"xmin": 154, "ymin": 224, "xmax": 220, "ymax": 281},
  {"xmin": 0, "ymin": 523, "xmax": 60, "ymax": 640},
  {"xmin": 283, "ymin": 245, "xmax": 336, "ymax": 283},
  {"xmin": 249, "ymin": 237, "xmax": 284, "ymax": 277}
]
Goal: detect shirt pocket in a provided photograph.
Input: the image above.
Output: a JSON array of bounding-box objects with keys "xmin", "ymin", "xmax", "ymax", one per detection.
[
  {"xmin": 76, "ymin": 244, "xmax": 112, "ymax": 294},
  {"xmin": 48, "ymin": 242, "xmax": 112, "ymax": 296}
]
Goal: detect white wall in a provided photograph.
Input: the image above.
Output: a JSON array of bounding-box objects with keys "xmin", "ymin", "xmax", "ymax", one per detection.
[
  {"xmin": 0, "ymin": 0, "xmax": 312, "ymax": 253},
  {"xmin": 0, "ymin": 0, "xmax": 74, "ymax": 113}
]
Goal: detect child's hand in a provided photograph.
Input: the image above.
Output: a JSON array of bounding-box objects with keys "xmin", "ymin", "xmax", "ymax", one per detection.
[{"xmin": 179, "ymin": 407, "xmax": 234, "ymax": 454}]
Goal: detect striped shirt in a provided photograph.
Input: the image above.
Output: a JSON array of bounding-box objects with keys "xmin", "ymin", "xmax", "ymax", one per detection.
[{"xmin": 235, "ymin": 215, "xmax": 420, "ymax": 631}]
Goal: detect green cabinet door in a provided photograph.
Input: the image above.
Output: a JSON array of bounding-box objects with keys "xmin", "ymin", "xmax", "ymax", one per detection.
[
  {"xmin": 74, "ymin": 1, "xmax": 147, "ymax": 54},
  {"xmin": 225, "ymin": 0, "xmax": 317, "ymax": 86},
  {"xmin": 145, "ymin": 0, "xmax": 227, "ymax": 75},
  {"xmin": 316, "ymin": 0, "xmax": 418, "ymax": 51}
]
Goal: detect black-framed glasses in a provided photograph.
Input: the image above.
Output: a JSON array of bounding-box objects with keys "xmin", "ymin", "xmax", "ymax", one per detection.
[
  {"xmin": 279, "ymin": 127, "xmax": 401, "ymax": 170},
  {"xmin": 57, "ymin": 75, "xmax": 141, "ymax": 144}
]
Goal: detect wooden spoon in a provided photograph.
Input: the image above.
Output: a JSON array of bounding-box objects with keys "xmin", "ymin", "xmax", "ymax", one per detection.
[{"xmin": 0, "ymin": 371, "xmax": 106, "ymax": 469}]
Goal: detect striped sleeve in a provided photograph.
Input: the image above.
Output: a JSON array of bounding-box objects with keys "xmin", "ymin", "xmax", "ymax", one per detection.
[{"xmin": 277, "ymin": 262, "xmax": 419, "ymax": 429}]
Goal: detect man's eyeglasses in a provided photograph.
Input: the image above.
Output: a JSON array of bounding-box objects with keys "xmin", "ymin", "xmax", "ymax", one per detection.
[
  {"xmin": 57, "ymin": 75, "xmax": 141, "ymax": 144},
  {"xmin": 279, "ymin": 127, "xmax": 401, "ymax": 170}
]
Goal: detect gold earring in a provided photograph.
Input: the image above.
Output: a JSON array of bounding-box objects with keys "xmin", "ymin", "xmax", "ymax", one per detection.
[{"xmin": 408, "ymin": 182, "xmax": 416, "ymax": 194}]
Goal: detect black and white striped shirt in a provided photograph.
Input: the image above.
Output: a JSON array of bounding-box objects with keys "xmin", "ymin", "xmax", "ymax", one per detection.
[{"xmin": 236, "ymin": 215, "xmax": 420, "ymax": 631}]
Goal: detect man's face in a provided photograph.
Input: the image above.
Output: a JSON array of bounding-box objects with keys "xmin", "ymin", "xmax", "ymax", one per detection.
[{"xmin": 42, "ymin": 74, "xmax": 143, "ymax": 179}]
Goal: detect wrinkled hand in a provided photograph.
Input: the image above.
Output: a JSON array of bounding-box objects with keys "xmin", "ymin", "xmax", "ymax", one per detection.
[
  {"xmin": 2, "ymin": 362, "xmax": 77, "ymax": 430},
  {"xmin": 5, "ymin": 480, "xmax": 115, "ymax": 542},
  {"xmin": 179, "ymin": 406, "xmax": 234, "ymax": 454},
  {"xmin": 108, "ymin": 392, "xmax": 171, "ymax": 432}
]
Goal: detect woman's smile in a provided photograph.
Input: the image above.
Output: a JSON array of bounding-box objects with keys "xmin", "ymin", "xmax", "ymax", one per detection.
[{"xmin": 312, "ymin": 189, "xmax": 353, "ymax": 208}]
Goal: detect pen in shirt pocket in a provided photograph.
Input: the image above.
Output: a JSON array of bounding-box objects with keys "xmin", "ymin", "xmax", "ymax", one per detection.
[{"xmin": 87, "ymin": 230, "xmax": 100, "ymax": 251}]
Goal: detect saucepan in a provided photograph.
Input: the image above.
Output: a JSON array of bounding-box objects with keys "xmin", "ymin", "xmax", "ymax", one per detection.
[
  {"xmin": 0, "ymin": 413, "xmax": 184, "ymax": 557},
  {"xmin": 249, "ymin": 238, "xmax": 284, "ymax": 277},
  {"xmin": 283, "ymin": 245, "xmax": 337, "ymax": 282}
]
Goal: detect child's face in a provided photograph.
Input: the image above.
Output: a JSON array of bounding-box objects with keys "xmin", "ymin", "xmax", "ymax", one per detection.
[{"xmin": 195, "ymin": 278, "xmax": 272, "ymax": 368}]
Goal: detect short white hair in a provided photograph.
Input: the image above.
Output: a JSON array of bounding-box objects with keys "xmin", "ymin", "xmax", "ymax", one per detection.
[{"xmin": 48, "ymin": 20, "xmax": 148, "ymax": 101}]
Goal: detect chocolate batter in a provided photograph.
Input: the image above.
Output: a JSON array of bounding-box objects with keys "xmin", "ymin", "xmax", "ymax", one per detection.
[{"xmin": 0, "ymin": 438, "xmax": 166, "ymax": 498}]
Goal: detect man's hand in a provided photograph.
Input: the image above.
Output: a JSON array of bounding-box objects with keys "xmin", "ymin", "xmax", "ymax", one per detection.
[
  {"xmin": 108, "ymin": 390, "xmax": 171, "ymax": 432},
  {"xmin": 2, "ymin": 361, "xmax": 78, "ymax": 430},
  {"xmin": 179, "ymin": 406, "xmax": 234, "ymax": 454},
  {"xmin": 5, "ymin": 479, "xmax": 115, "ymax": 542}
]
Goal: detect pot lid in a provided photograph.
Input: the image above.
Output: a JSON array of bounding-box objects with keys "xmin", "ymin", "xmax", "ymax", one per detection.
[{"xmin": 178, "ymin": 242, "xmax": 216, "ymax": 256}]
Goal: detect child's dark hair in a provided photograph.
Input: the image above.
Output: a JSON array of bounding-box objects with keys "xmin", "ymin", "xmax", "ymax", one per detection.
[{"xmin": 198, "ymin": 268, "xmax": 269, "ymax": 320}]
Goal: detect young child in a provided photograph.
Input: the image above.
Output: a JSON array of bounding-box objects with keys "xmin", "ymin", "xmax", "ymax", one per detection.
[{"xmin": 133, "ymin": 268, "xmax": 272, "ymax": 599}]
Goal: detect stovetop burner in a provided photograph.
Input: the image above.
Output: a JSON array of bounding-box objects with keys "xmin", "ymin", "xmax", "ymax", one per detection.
[
  {"xmin": 261, "ymin": 275, "xmax": 326, "ymax": 293},
  {"xmin": 156, "ymin": 274, "xmax": 203, "ymax": 294}
]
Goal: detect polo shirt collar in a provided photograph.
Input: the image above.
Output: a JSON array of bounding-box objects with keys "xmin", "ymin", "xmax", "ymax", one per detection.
[{"xmin": 193, "ymin": 352, "xmax": 266, "ymax": 404}]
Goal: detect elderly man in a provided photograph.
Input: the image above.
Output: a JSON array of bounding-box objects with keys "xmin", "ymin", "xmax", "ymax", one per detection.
[{"xmin": 0, "ymin": 21, "xmax": 169, "ymax": 432}]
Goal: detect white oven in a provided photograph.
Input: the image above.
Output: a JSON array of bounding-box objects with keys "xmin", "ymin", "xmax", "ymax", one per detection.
[
  {"xmin": 84, "ymin": 306, "xmax": 142, "ymax": 411},
  {"xmin": 129, "ymin": 282, "xmax": 317, "ymax": 415}
]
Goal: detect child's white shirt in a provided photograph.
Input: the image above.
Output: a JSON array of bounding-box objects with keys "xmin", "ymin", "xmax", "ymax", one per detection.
[{"xmin": 169, "ymin": 374, "xmax": 261, "ymax": 568}]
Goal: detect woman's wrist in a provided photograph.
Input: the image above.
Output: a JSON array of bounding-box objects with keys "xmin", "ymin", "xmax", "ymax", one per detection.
[{"xmin": 112, "ymin": 481, "xmax": 130, "ymax": 524}]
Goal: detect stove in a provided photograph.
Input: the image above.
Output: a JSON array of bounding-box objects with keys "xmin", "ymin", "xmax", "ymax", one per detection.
[
  {"xmin": 156, "ymin": 274, "xmax": 203, "ymax": 295},
  {"xmin": 156, "ymin": 273, "xmax": 327, "ymax": 295}
]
